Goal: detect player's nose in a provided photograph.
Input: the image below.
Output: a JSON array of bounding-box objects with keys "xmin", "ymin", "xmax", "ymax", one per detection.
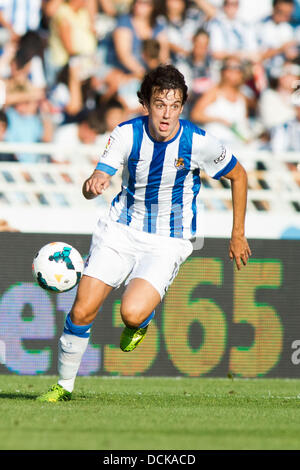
[{"xmin": 163, "ymin": 106, "xmax": 171, "ymax": 118}]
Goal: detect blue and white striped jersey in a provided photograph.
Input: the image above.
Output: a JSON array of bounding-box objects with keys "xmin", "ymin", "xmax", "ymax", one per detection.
[
  {"xmin": 0, "ymin": 0, "xmax": 41, "ymax": 35},
  {"xmin": 96, "ymin": 116, "xmax": 237, "ymax": 239}
]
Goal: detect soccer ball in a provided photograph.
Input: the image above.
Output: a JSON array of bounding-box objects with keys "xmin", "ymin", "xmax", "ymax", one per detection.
[{"xmin": 32, "ymin": 242, "xmax": 84, "ymax": 293}]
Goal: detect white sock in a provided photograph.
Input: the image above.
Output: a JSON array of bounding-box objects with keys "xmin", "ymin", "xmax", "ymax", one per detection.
[{"xmin": 57, "ymin": 332, "xmax": 89, "ymax": 393}]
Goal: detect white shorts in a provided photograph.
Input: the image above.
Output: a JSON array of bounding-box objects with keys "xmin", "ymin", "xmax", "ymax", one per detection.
[{"xmin": 83, "ymin": 218, "xmax": 193, "ymax": 300}]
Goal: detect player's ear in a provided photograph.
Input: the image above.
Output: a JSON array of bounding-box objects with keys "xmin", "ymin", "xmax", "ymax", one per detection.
[{"xmin": 143, "ymin": 101, "xmax": 151, "ymax": 114}]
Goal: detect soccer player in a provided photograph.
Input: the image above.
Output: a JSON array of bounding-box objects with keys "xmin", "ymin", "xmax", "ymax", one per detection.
[{"xmin": 37, "ymin": 64, "xmax": 251, "ymax": 402}]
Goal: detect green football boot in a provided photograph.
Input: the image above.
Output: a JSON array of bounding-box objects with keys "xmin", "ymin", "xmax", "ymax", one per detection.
[
  {"xmin": 120, "ymin": 326, "xmax": 148, "ymax": 352},
  {"xmin": 36, "ymin": 384, "xmax": 72, "ymax": 403}
]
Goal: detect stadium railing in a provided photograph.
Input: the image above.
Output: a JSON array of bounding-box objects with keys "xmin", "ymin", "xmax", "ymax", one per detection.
[{"xmin": 0, "ymin": 142, "xmax": 299, "ymax": 234}]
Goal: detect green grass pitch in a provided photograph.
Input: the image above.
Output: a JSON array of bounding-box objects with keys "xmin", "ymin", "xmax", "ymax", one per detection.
[{"xmin": 0, "ymin": 375, "xmax": 300, "ymax": 450}]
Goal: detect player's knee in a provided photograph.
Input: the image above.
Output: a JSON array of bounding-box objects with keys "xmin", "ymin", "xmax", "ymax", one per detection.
[
  {"xmin": 70, "ymin": 304, "xmax": 94, "ymax": 326},
  {"xmin": 120, "ymin": 302, "xmax": 144, "ymax": 328}
]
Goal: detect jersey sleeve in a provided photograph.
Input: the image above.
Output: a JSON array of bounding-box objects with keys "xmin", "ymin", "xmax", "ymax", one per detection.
[
  {"xmin": 95, "ymin": 125, "xmax": 130, "ymax": 176},
  {"xmin": 194, "ymin": 131, "xmax": 238, "ymax": 179}
]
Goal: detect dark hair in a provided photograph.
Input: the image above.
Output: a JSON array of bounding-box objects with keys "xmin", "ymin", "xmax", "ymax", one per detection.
[
  {"xmin": 83, "ymin": 110, "xmax": 105, "ymax": 134},
  {"xmin": 162, "ymin": 0, "xmax": 189, "ymax": 22},
  {"xmin": 0, "ymin": 110, "xmax": 7, "ymax": 127},
  {"xmin": 142, "ymin": 38, "xmax": 161, "ymax": 59},
  {"xmin": 137, "ymin": 64, "xmax": 188, "ymax": 106},
  {"xmin": 130, "ymin": 0, "xmax": 160, "ymax": 28},
  {"xmin": 193, "ymin": 27, "xmax": 210, "ymax": 41},
  {"xmin": 104, "ymin": 97, "xmax": 125, "ymax": 113},
  {"xmin": 15, "ymin": 31, "xmax": 45, "ymax": 69},
  {"xmin": 273, "ymin": 0, "xmax": 294, "ymax": 7}
]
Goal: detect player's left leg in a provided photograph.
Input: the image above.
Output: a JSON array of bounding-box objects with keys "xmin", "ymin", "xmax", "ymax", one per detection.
[
  {"xmin": 119, "ymin": 278, "xmax": 161, "ymax": 352},
  {"xmin": 36, "ymin": 276, "xmax": 113, "ymax": 402}
]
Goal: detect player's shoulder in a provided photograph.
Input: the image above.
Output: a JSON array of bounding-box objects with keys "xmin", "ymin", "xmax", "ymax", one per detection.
[
  {"xmin": 114, "ymin": 115, "xmax": 146, "ymax": 138},
  {"xmin": 181, "ymin": 120, "xmax": 225, "ymax": 156},
  {"xmin": 180, "ymin": 119, "xmax": 206, "ymax": 142},
  {"xmin": 118, "ymin": 115, "xmax": 147, "ymax": 129}
]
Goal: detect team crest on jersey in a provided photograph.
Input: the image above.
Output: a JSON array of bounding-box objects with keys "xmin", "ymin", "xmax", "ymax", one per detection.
[{"xmin": 174, "ymin": 157, "xmax": 185, "ymax": 170}]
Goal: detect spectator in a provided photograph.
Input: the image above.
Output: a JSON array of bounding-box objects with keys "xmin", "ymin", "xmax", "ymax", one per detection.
[
  {"xmin": 190, "ymin": 56, "xmax": 253, "ymax": 148},
  {"xmin": 4, "ymin": 49, "xmax": 45, "ymax": 107},
  {"xmin": 0, "ymin": 109, "xmax": 15, "ymax": 161},
  {"xmin": 236, "ymin": 0, "xmax": 273, "ymax": 24},
  {"xmin": 116, "ymin": 39, "xmax": 162, "ymax": 115},
  {"xmin": 48, "ymin": 57, "xmax": 103, "ymax": 124},
  {"xmin": 5, "ymin": 83, "xmax": 53, "ymax": 162},
  {"xmin": 48, "ymin": 61, "xmax": 80, "ymax": 124},
  {"xmin": 13, "ymin": 31, "xmax": 47, "ymax": 89},
  {"xmin": 96, "ymin": 0, "xmax": 132, "ymax": 16},
  {"xmin": 291, "ymin": 0, "xmax": 300, "ymax": 24},
  {"xmin": 176, "ymin": 28, "xmax": 215, "ymax": 115},
  {"xmin": 0, "ymin": 0, "xmax": 42, "ymax": 37},
  {"xmin": 258, "ymin": 60, "xmax": 300, "ymax": 130},
  {"xmin": 51, "ymin": 109, "xmax": 104, "ymax": 163},
  {"xmin": 47, "ymin": 0, "xmax": 97, "ymax": 73},
  {"xmin": 0, "ymin": 219, "xmax": 18, "ymax": 231},
  {"xmin": 42, "ymin": 0, "xmax": 64, "ymax": 19},
  {"xmin": 95, "ymin": 97, "xmax": 128, "ymax": 159},
  {"xmin": 91, "ymin": 0, "xmax": 118, "ymax": 43},
  {"xmin": 256, "ymin": 0, "xmax": 298, "ymax": 75},
  {"xmin": 207, "ymin": 0, "xmax": 259, "ymax": 63},
  {"xmin": 270, "ymin": 101, "xmax": 300, "ymax": 152},
  {"xmin": 102, "ymin": 97, "xmax": 128, "ymax": 133},
  {"xmin": 93, "ymin": 38, "xmax": 162, "ymax": 116},
  {"xmin": 0, "ymin": 34, "xmax": 17, "ymax": 79},
  {"xmin": 110, "ymin": 0, "xmax": 169, "ymax": 78},
  {"xmin": 142, "ymin": 37, "xmax": 162, "ymax": 70},
  {"xmin": 43, "ymin": 0, "xmax": 99, "ymax": 35},
  {"xmin": 158, "ymin": 0, "xmax": 216, "ymax": 64}
]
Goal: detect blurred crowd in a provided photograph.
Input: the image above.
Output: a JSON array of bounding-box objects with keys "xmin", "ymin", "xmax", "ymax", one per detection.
[{"xmin": 0, "ymin": 0, "xmax": 299, "ymax": 165}]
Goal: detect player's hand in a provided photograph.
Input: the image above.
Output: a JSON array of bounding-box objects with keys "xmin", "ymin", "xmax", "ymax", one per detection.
[
  {"xmin": 82, "ymin": 170, "xmax": 111, "ymax": 199},
  {"xmin": 229, "ymin": 234, "xmax": 252, "ymax": 271}
]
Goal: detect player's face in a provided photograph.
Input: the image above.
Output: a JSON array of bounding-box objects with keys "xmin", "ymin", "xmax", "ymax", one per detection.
[{"xmin": 147, "ymin": 88, "xmax": 183, "ymax": 142}]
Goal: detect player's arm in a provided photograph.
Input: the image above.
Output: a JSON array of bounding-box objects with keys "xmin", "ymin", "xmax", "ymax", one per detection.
[
  {"xmin": 196, "ymin": 130, "xmax": 251, "ymax": 270},
  {"xmin": 82, "ymin": 170, "xmax": 112, "ymax": 200},
  {"xmin": 223, "ymin": 161, "xmax": 252, "ymax": 270},
  {"xmin": 83, "ymin": 124, "xmax": 129, "ymax": 200}
]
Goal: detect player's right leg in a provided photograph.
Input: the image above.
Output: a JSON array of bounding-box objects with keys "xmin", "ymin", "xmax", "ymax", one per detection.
[
  {"xmin": 119, "ymin": 277, "xmax": 160, "ymax": 352},
  {"xmin": 118, "ymin": 233, "xmax": 194, "ymax": 353},
  {"xmin": 36, "ymin": 275, "xmax": 113, "ymax": 402}
]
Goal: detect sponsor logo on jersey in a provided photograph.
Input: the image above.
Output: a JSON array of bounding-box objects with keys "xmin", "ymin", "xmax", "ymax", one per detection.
[
  {"xmin": 214, "ymin": 146, "xmax": 226, "ymax": 164},
  {"xmin": 102, "ymin": 136, "xmax": 114, "ymax": 158},
  {"xmin": 174, "ymin": 157, "xmax": 185, "ymax": 170}
]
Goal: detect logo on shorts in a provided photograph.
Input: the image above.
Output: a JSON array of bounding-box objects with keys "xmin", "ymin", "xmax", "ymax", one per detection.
[
  {"xmin": 214, "ymin": 146, "xmax": 226, "ymax": 164},
  {"xmin": 174, "ymin": 157, "xmax": 185, "ymax": 170}
]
